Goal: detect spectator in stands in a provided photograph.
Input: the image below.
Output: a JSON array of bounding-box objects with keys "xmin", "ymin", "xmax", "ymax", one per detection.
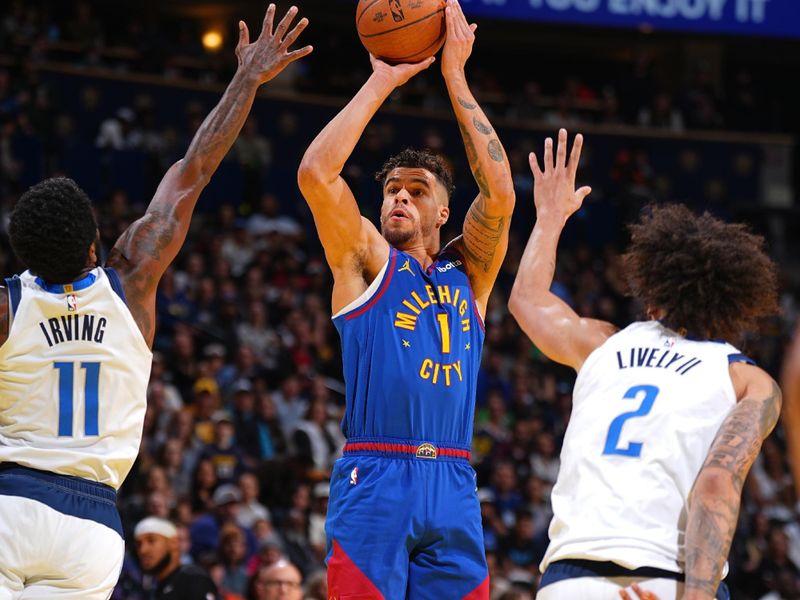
[
  {"xmin": 246, "ymin": 560, "xmax": 303, "ymax": 600},
  {"xmin": 135, "ymin": 517, "xmax": 219, "ymax": 599},
  {"xmin": 237, "ymin": 472, "xmax": 270, "ymax": 530}
]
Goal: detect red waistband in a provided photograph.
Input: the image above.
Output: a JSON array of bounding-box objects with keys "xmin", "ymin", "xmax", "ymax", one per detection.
[{"xmin": 343, "ymin": 441, "xmax": 471, "ymax": 460}]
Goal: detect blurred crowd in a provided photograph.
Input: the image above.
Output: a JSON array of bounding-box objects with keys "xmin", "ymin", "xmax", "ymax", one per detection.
[
  {"xmin": 2, "ymin": 2, "xmax": 800, "ymax": 600},
  {"xmin": 0, "ymin": 0, "xmax": 792, "ymax": 135}
]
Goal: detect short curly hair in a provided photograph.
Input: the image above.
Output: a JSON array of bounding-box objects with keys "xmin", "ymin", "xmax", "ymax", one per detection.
[
  {"xmin": 375, "ymin": 148, "xmax": 455, "ymax": 200},
  {"xmin": 623, "ymin": 204, "xmax": 779, "ymax": 343},
  {"xmin": 9, "ymin": 177, "xmax": 98, "ymax": 284}
]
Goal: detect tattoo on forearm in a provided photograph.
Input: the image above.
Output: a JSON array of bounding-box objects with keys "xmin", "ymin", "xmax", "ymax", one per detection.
[
  {"xmin": 488, "ymin": 139, "xmax": 504, "ymax": 162},
  {"xmin": 472, "ymin": 116, "xmax": 492, "ymax": 135},
  {"xmin": 182, "ymin": 73, "xmax": 256, "ymax": 174},
  {"xmin": 457, "ymin": 96, "xmax": 477, "ymax": 110},
  {"xmin": 458, "ymin": 121, "xmax": 492, "ymax": 199},
  {"xmin": 463, "ymin": 197, "xmax": 505, "ymax": 272},
  {"xmin": 684, "ymin": 383, "xmax": 782, "ymax": 596}
]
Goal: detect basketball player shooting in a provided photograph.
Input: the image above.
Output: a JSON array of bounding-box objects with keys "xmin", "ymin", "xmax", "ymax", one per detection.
[
  {"xmin": 297, "ymin": 0, "xmax": 514, "ymax": 597},
  {"xmin": 0, "ymin": 6, "xmax": 310, "ymax": 598},
  {"xmin": 509, "ymin": 129, "xmax": 781, "ymax": 600}
]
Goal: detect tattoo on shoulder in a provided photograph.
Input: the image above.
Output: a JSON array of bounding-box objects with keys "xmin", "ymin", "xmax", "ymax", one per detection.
[
  {"xmin": 472, "ymin": 116, "xmax": 492, "ymax": 135},
  {"xmin": 488, "ymin": 139, "xmax": 504, "ymax": 162},
  {"xmin": 457, "ymin": 96, "xmax": 477, "ymax": 110},
  {"xmin": 463, "ymin": 196, "xmax": 506, "ymax": 273}
]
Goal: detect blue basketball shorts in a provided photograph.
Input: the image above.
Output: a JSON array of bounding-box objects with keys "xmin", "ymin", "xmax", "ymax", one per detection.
[{"xmin": 325, "ymin": 439, "xmax": 489, "ymax": 600}]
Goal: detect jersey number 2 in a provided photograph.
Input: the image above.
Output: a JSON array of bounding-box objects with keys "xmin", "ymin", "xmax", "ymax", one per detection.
[
  {"xmin": 602, "ymin": 384, "xmax": 659, "ymax": 457},
  {"xmin": 54, "ymin": 361, "xmax": 101, "ymax": 437}
]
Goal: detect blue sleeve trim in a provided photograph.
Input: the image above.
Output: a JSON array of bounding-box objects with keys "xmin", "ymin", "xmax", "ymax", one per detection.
[
  {"xmin": 728, "ymin": 352, "xmax": 756, "ymax": 366},
  {"xmin": 103, "ymin": 268, "xmax": 127, "ymax": 305},
  {"xmin": 4, "ymin": 276, "xmax": 21, "ymax": 317}
]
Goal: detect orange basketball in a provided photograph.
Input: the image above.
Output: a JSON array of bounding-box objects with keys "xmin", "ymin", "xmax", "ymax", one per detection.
[{"xmin": 356, "ymin": 0, "xmax": 447, "ymax": 65}]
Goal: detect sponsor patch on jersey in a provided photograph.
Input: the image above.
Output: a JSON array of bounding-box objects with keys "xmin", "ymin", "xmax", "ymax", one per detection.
[
  {"xmin": 67, "ymin": 294, "xmax": 77, "ymax": 312},
  {"xmin": 436, "ymin": 260, "xmax": 462, "ymax": 273},
  {"xmin": 416, "ymin": 442, "xmax": 438, "ymax": 459}
]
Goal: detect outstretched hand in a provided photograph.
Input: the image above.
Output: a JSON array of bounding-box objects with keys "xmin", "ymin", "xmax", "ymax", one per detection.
[
  {"xmin": 441, "ymin": 0, "xmax": 477, "ymax": 77},
  {"xmin": 236, "ymin": 4, "xmax": 313, "ymax": 85},
  {"xmin": 619, "ymin": 583, "xmax": 662, "ymax": 600},
  {"xmin": 530, "ymin": 128, "xmax": 591, "ymax": 223},
  {"xmin": 369, "ymin": 53, "xmax": 436, "ymax": 89}
]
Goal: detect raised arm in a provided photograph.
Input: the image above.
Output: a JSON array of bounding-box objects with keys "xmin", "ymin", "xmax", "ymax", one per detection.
[
  {"xmin": 297, "ymin": 56, "xmax": 434, "ymax": 292},
  {"xmin": 683, "ymin": 364, "xmax": 781, "ymax": 600},
  {"xmin": 508, "ymin": 129, "xmax": 615, "ymax": 371},
  {"xmin": 781, "ymin": 321, "xmax": 800, "ymax": 493},
  {"xmin": 106, "ymin": 5, "xmax": 311, "ymax": 346},
  {"xmin": 442, "ymin": 0, "xmax": 514, "ymax": 312}
]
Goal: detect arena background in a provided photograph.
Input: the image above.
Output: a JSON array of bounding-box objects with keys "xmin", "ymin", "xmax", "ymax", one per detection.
[{"xmin": 1, "ymin": 1, "xmax": 799, "ymax": 598}]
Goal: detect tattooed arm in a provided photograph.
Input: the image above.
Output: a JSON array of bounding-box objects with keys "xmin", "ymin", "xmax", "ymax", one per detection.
[
  {"xmin": 440, "ymin": 0, "xmax": 514, "ymax": 315},
  {"xmin": 105, "ymin": 5, "xmax": 311, "ymax": 347},
  {"xmin": 508, "ymin": 130, "xmax": 614, "ymax": 370},
  {"xmin": 683, "ymin": 364, "xmax": 781, "ymax": 600},
  {"xmin": 781, "ymin": 321, "xmax": 800, "ymax": 494}
]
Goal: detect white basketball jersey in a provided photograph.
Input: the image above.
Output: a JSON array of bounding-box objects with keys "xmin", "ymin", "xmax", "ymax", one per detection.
[
  {"xmin": 0, "ymin": 268, "xmax": 151, "ymax": 489},
  {"xmin": 542, "ymin": 320, "xmax": 744, "ymax": 573}
]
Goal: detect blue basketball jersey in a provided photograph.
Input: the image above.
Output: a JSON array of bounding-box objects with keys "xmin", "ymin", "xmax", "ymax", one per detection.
[{"xmin": 333, "ymin": 246, "xmax": 485, "ymax": 447}]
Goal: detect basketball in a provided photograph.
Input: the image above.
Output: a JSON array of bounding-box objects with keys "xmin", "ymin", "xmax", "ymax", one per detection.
[{"xmin": 356, "ymin": 0, "xmax": 446, "ymax": 64}]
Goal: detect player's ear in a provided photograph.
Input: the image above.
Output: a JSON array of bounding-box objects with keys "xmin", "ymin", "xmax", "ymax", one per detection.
[
  {"xmin": 436, "ymin": 205, "xmax": 449, "ymax": 229},
  {"xmin": 87, "ymin": 241, "xmax": 97, "ymax": 267}
]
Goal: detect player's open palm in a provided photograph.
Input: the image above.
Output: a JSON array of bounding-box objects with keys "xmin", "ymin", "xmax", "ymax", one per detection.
[
  {"xmin": 441, "ymin": 0, "xmax": 477, "ymax": 76},
  {"xmin": 235, "ymin": 4, "xmax": 313, "ymax": 85},
  {"xmin": 530, "ymin": 128, "xmax": 592, "ymax": 222},
  {"xmin": 369, "ymin": 53, "xmax": 436, "ymax": 88}
]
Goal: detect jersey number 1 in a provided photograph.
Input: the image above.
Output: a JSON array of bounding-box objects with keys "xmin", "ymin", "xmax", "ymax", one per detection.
[
  {"xmin": 603, "ymin": 384, "xmax": 659, "ymax": 458},
  {"xmin": 54, "ymin": 361, "xmax": 101, "ymax": 437}
]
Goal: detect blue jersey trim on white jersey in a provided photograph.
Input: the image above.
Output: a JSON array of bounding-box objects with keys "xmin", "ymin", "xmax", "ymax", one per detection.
[
  {"xmin": 34, "ymin": 272, "xmax": 97, "ymax": 294},
  {"xmin": 727, "ymin": 352, "xmax": 755, "ymax": 365},
  {"xmin": 103, "ymin": 267, "xmax": 127, "ymax": 304},
  {"xmin": 4, "ymin": 276, "xmax": 21, "ymax": 316}
]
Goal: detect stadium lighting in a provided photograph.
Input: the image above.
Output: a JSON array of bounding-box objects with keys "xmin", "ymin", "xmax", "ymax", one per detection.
[{"xmin": 202, "ymin": 30, "xmax": 223, "ymax": 51}]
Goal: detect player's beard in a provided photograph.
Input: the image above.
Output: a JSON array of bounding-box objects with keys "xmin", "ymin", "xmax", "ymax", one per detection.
[
  {"xmin": 381, "ymin": 217, "xmax": 417, "ymax": 247},
  {"xmin": 142, "ymin": 550, "xmax": 173, "ymax": 575}
]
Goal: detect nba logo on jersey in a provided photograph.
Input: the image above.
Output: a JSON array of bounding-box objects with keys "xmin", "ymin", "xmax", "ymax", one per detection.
[
  {"xmin": 67, "ymin": 294, "xmax": 78, "ymax": 312},
  {"xmin": 350, "ymin": 467, "xmax": 358, "ymax": 485}
]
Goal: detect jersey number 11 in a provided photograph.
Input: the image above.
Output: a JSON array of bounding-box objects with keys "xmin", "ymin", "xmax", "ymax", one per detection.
[{"xmin": 54, "ymin": 361, "xmax": 101, "ymax": 437}]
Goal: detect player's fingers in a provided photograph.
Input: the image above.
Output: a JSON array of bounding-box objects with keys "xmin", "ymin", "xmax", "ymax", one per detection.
[
  {"xmin": 285, "ymin": 45, "xmax": 313, "ymax": 62},
  {"xmin": 260, "ymin": 3, "xmax": 276, "ymax": 39},
  {"xmin": 631, "ymin": 583, "xmax": 656, "ymax": 600},
  {"xmin": 529, "ymin": 152, "xmax": 542, "ymax": 179},
  {"xmin": 470, "ymin": 23, "xmax": 478, "ymax": 33},
  {"xmin": 281, "ymin": 17, "xmax": 308, "ymax": 50},
  {"xmin": 576, "ymin": 185, "xmax": 592, "ymax": 203},
  {"xmin": 412, "ymin": 56, "xmax": 436, "ymax": 73},
  {"xmin": 444, "ymin": 5, "xmax": 456, "ymax": 38},
  {"xmin": 556, "ymin": 128, "xmax": 567, "ymax": 170},
  {"xmin": 237, "ymin": 20, "xmax": 250, "ymax": 50},
  {"xmin": 568, "ymin": 133, "xmax": 584, "ymax": 178},
  {"xmin": 273, "ymin": 5, "xmax": 298, "ymax": 41},
  {"xmin": 619, "ymin": 590, "xmax": 632, "ymax": 600},
  {"xmin": 543, "ymin": 137, "xmax": 554, "ymax": 174}
]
